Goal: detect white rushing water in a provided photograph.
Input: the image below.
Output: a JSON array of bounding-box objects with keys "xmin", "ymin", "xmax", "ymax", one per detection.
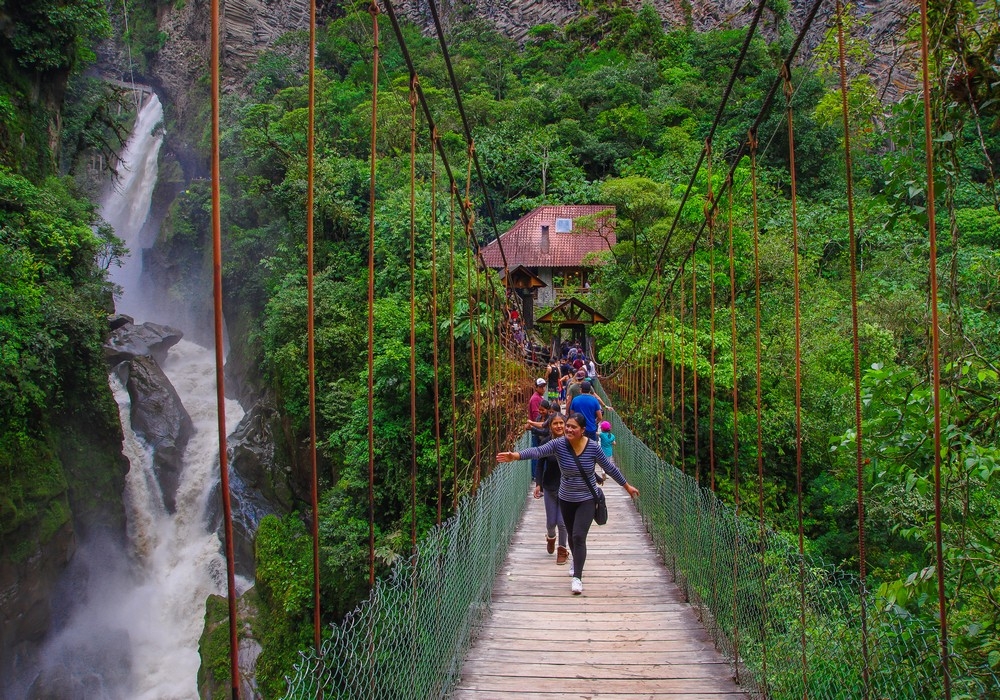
[
  {"xmin": 116, "ymin": 344, "xmax": 245, "ymax": 699},
  {"xmin": 102, "ymin": 92, "xmax": 164, "ymax": 320},
  {"xmin": 30, "ymin": 90, "xmax": 248, "ymax": 698}
]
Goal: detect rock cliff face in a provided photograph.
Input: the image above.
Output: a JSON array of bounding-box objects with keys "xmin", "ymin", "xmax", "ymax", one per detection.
[{"xmin": 147, "ymin": 0, "xmax": 912, "ymax": 138}]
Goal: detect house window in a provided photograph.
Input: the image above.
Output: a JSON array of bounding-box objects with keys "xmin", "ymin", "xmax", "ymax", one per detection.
[{"xmin": 555, "ymin": 218, "xmax": 572, "ymax": 233}]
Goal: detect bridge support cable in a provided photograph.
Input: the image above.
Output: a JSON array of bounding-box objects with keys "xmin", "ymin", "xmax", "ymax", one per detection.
[
  {"xmin": 727, "ymin": 177, "xmax": 742, "ymax": 685},
  {"xmin": 679, "ymin": 261, "xmax": 687, "ymax": 476},
  {"xmin": 431, "ymin": 131, "xmax": 443, "ymax": 526},
  {"xmin": 366, "ymin": 0, "xmax": 380, "ymax": 588},
  {"xmin": 691, "ymin": 232, "xmax": 700, "ymax": 486},
  {"xmin": 749, "ymin": 127, "xmax": 770, "ymax": 695},
  {"xmin": 781, "ymin": 62, "xmax": 810, "ymax": 697},
  {"xmin": 706, "ymin": 141, "xmax": 717, "ymax": 494},
  {"xmin": 209, "ymin": 0, "xmax": 240, "ymax": 693},
  {"xmin": 836, "ymin": 0, "xmax": 870, "ymax": 692},
  {"xmin": 706, "ymin": 153, "xmax": 722, "ymax": 642},
  {"xmin": 919, "ymin": 0, "xmax": 952, "ymax": 694},
  {"xmin": 305, "ymin": 0, "xmax": 323, "ymax": 657},
  {"xmin": 409, "ymin": 77, "xmax": 419, "ymax": 550},
  {"xmin": 449, "ymin": 184, "xmax": 460, "ymax": 512}
]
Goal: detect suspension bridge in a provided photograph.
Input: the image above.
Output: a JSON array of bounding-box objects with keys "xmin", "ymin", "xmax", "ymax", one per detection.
[{"xmin": 187, "ymin": 0, "xmax": 1000, "ymax": 696}]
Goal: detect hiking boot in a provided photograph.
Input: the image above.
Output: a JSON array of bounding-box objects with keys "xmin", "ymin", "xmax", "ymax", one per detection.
[
  {"xmin": 556, "ymin": 546, "xmax": 569, "ymax": 565},
  {"xmin": 571, "ymin": 577, "xmax": 584, "ymax": 595},
  {"xmin": 546, "ymin": 536, "xmax": 556, "ymax": 554}
]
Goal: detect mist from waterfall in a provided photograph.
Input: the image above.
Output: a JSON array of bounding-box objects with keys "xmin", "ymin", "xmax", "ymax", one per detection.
[{"xmin": 25, "ymin": 91, "xmax": 248, "ymax": 699}]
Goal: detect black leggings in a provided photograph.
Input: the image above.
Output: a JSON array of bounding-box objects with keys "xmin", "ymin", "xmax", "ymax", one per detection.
[{"xmin": 559, "ymin": 498, "xmax": 595, "ymax": 579}]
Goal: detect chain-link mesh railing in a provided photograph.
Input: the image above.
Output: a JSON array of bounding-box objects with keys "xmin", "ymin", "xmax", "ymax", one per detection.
[
  {"xmin": 282, "ymin": 433, "xmax": 530, "ymax": 699},
  {"xmin": 594, "ymin": 380, "xmax": 1000, "ymax": 699}
]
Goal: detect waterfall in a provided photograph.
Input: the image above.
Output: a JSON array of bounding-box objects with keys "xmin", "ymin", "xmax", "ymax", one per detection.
[
  {"xmin": 102, "ymin": 92, "xmax": 164, "ymax": 320},
  {"xmin": 26, "ymin": 90, "xmax": 248, "ymax": 699}
]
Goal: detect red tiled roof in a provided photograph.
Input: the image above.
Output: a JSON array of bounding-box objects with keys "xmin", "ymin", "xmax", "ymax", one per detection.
[{"xmin": 479, "ymin": 205, "xmax": 616, "ymax": 269}]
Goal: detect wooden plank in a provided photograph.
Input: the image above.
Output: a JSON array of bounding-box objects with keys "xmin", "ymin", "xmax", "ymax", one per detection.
[
  {"xmin": 451, "ymin": 485, "xmax": 747, "ymax": 698},
  {"xmin": 451, "ymin": 692, "xmax": 747, "ymax": 700},
  {"xmin": 456, "ymin": 677, "xmax": 740, "ymax": 693},
  {"xmin": 461, "ymin": 660, "xmax": 733, "ymax": 680}
]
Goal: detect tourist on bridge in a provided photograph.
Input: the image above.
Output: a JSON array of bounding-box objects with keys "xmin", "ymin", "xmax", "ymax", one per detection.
[
  {"xmin": 545, "ymin": 359, "xmax": 562, "ymax": 410},
  {"xmin": 532, "ymin": 413, "xmax": 569, "ymax": 565},
  {"xmin": 498, "ymin": 413, "xmax": 640, "ymax": 595},
  {"xmin": 528, "ymin": 378, "xmax": 547, "ymax": 482},
  {"xmin": 570, "ymin": 382, "xmax": 602, "ymax": 440},
  {"xmin": 565, "ymin": 369, "xmax": 587, "ymax": 409}
]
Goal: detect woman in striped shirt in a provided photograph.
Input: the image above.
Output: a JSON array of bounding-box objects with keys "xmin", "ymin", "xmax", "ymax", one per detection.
[{"xmin": 498, "ymin": 413, "xmax": 640, "ymax": 595}]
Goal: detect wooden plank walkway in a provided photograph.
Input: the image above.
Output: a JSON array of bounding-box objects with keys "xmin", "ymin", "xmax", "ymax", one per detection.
[{"xmin": 452, "ymin": 482, "xmax": 747, "ymax": 699}]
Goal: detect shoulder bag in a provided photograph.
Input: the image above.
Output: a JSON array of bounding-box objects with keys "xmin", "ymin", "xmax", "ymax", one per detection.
[{"xmin": 570, "ymin": 444, "xmax": 608, "ymax": 525}]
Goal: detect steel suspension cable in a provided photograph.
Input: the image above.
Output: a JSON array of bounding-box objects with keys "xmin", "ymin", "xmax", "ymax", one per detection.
[
  {"xmin": 727, "ymin": 176, "xmax": 741, "ymax": 685},
  {"xmin": 919, "ymin": 0, "xmax": 951, "ymax": 693},
  {"xmin": 781, "ymin": 64, "xmax": 809, "ymax": 695},
  {"xmin": 449, "ymin": 183, "xmax": 459, "ymax": 511},
  {"xmin": 836, "ymin": 1, "xmax": 869, "ymax": 691},
  {"xmin": 304, "ymin": 0, "xmax": 322, "ymax": 655},
  {"xmin": 679, "ymin": 262, "xmax": 687, "ymax": 474},
  {"xmin": 431, "ymin": 129, "xmax": 443, "ymax": 525},
  {"xmin": 671, "ymin": 293, "xmax": 676, "ymax": 461},
  {"xmin": 464, "ymin": 147, "xmax": 483, "ymax": 492},
  {"xmin": 366, "ymin": 0, "xmax": 379, "ymax": 587},
  {"xmin": 409, "ymin": 77, "xmax": 419, "ymax": 550},
  {"xmin": 657, "ymin": 284, "xmax": 665, "ymax": 456},
  {"xmin": 209, "ymin": 0, "xmax": 239, "ymax": 692},
  {"xmin": 750, "ymin": 127, "xmax": 769, "ymax": 693},
  {"xmin": 707, "ymin": 143, "xmax": 717, "ymax": 492},
  {"xmin": 692, "ymin": 234, "xmax": 700, "ymax": 485}
]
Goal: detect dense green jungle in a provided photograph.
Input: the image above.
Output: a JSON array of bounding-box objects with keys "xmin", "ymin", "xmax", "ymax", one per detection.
[{"xmin": 2, "ymin": 0, "xmax": 999, "ymax": 695}]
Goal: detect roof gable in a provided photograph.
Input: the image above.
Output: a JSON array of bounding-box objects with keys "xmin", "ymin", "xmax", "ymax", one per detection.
[{"xmin": 479, "ymin": 205, "xmax": 616, "ymax": 269}]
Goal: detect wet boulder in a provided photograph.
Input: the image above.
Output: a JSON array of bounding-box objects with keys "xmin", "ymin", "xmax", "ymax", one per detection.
[
  {"xmin": 117, "ymin": 356, "xmax": 193, "ymax": 513},
  {"xmin": 104, "ymin": 319, "xmax": 183, "ymax": 366}
]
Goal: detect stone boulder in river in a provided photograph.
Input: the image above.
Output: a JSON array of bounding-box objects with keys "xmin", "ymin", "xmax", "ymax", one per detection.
[
  {"xmin": 103, "ymin": 317, "xmax": 183, "ymax": 366},
  {"xmin": 115, "ymin": 356, "xmax": 193, "ymax": 513}
]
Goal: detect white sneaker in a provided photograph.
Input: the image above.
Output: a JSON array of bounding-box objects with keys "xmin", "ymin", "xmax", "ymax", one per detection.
[{"xmin": 571, "ymin": 577, "xmax": 584, "ymax": 595}]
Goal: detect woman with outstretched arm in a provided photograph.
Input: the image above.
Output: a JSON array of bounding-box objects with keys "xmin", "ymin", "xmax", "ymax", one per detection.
[{"xmin": 497, "ymin": 413, "xmax": 639, "ymax": 595}]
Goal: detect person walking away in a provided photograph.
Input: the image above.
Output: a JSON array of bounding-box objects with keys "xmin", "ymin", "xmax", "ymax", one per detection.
[
  {"xmin": 497, "ymin": 413, "xmax": 640, "ymax": 595},
  {"xmin": 546, "ymin": 360, "xmax": 562, "ymax": 411},
  {"xmin": 532, "ymin": 413, "xmax": 569, "ymax": 564},
  {"xmin": 565, "ymin": 370, "xmax": 586, "ymax": 412},
  {"xmin": 586, "ymin": 356, "xmax": 598, "ymax": 381},
  {"xmin": 571, "ymin": 381, "xmax": 602, "ymax": 440}
]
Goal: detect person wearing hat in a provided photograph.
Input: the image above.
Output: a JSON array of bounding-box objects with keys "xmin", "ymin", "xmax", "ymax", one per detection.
[{"xmin": 528, "ymin": 377, "xmax": 547, "ymax": 482}]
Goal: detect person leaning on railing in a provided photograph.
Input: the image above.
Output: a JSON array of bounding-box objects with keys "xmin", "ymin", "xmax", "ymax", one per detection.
[{"xmin": 497, "ymin": 412, "xmax": 639, "ymax": 596}]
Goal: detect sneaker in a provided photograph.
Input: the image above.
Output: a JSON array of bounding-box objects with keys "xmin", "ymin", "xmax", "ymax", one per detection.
[
  {"xmin": 571, "ymin": 577, "xmax": 584, "ymax": 595},
  {"xmin": 556, "ymin": 546, "xmax": 569, "ymax": 565},
  {"xmin": 546, "ymin": 536, "xmax": 556, "ymax": 554}
]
